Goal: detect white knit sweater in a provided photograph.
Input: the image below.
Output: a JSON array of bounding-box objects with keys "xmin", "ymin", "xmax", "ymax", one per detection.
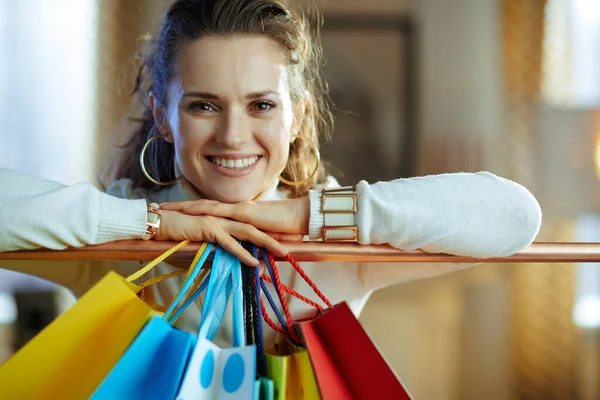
[{"xmin": 0, "ymin": 168, "xmax": 541, "ymax": 346}]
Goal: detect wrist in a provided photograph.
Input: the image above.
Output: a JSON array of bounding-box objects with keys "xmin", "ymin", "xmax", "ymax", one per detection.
[
  {"xmin": 296, "ymin": 196, "xmax": 310, "ymax": 235},
  {"xmin": 154, "ymin": 210, "xmax": 175, "ymax": 241}
]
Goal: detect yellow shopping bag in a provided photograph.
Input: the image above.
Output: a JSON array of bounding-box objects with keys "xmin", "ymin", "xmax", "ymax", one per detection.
[
  {"xmin": 265, "ymin": 339, "xmax": 321, "ymax": 400},
  {"xmin": 0, "ymin": 240, "xmax": 199, "ymax": 400}
]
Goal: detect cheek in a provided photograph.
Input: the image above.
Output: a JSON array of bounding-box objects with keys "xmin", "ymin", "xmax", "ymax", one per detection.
[
  {"xmin": 173, "ymin": 116, "xmax": 211, "ymax": 154},
  {"xmin": 260, "ymin": 118, "xmax": 291, "ymax": 163}
]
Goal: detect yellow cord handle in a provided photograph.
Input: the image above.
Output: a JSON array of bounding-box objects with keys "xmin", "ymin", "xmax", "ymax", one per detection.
[
  {"xmin": 126, "ymin": 240, "xmax": 190, "ymax": 282},
  {"xmin": 163, "ymin": 243, "xmax": 211, "ymax": 320},
  {"xmin": 182, "ymin": 241, "xmax": 209, "ymax": 283},
  {"xmin": 125, "ymin": 241, "xmax": 213, "ymax": 321},
  {"xmin": 138, "ymin": 269, "xmax": 188, "ymax": 289}
]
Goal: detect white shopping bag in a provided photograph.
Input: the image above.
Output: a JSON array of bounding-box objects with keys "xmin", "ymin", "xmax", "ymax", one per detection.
[{"xmin": 177, "ymin": 246, "xmax": 256, "ymax": 399}]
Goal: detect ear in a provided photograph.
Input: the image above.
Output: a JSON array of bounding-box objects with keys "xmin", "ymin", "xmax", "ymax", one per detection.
[
  {"xmin": 290, "ymin": 93, "xmax": 308, "ymax": 142},
  {"xmin": 149, "ymin": 91, "xmax": 175, "ymax": 143}
]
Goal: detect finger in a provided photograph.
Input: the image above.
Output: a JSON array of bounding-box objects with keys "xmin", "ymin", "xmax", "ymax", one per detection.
[
  {"xmin": 266, "ymin": 232, "xmax": 305, "ymax": 242},
  {"xmin": 223, "ymin": 220, "xmax": 288, "ymax": 257},
  {"xmin": 159, "ymin": 201, "xmax": 197, "ymax": 211},
  {"xmin": 160, "ymin": 199, "xmax": 219, "ymax": 211},
  {"xmin": 215, "ymin": 229, "xmax": 260, "ymax": 267},
  {"xmin": 181, "ymin": 202, "xmax": 234, "ymax": 218}
]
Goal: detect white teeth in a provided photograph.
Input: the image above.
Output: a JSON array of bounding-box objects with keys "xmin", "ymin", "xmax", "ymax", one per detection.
[{"xmin": 210, "ymin": 156, "xmax": 259, "ymax": 170}]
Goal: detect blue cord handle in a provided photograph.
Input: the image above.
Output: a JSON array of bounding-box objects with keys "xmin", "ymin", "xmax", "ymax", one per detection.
[
  {"xmin": 167, "ymin": 273, "xmax": 210, "ymax": 323},
  {"xmin": 162, "ymin": 243, "xmax": 213, "ymax": 320},
  {"xmin": 252, "ymin": 245, "xmax": 266, "ymax": 375}
]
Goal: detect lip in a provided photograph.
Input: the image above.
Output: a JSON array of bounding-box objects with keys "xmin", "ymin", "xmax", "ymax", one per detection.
[{"xmin": 204, "ymin": 155, "xmax": 262, "ymax": 178}]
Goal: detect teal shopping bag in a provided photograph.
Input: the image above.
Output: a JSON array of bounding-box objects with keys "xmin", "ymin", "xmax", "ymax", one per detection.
[
  {"xmin": 255, "ymin": 376, "xmax": 275, "ymax": 400},
  {"xmin": 91, "ymin": 244, "xmax": 214, "ymax": 400},
  {"xmin": 177, "ymin": 245, "xmax": 257, "ymax": 399}
]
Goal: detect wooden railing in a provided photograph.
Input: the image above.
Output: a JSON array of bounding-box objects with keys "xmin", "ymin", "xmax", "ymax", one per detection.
[{"xmin": 1, "ymin": 241, "xmax": 600, "ymax": 263}]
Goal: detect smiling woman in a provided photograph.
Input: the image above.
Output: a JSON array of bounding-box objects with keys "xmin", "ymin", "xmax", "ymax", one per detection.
[
  {"xmin": 110, "ymin": 0, "xmax": 329, "ymax": 204},
  {"xmin": 0, "ymin": 0, "xmax": 541, "ymax": 347},
  {"xmin": 160, "ymin": 36, "xmax": 296, "ymax": 203}
]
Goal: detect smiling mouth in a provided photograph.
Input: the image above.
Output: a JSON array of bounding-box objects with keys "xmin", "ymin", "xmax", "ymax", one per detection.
[{"xmin": 206, "ymin": 155, "xmax": 262, "ymax": 170}]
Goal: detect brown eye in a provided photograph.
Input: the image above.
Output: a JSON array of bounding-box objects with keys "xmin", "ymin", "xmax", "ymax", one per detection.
[
  {"xmin": 188, "ymin": 102, "xmax": 216, "ymax": 112},
  {"xmin": 251, "ymin": 101, "xmax": 276, "ymax": 113}
]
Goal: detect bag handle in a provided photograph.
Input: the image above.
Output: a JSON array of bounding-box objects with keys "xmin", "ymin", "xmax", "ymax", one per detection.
[
  {"xmin": 260, "ymin": 275, "xmax": 324, "ymax": 311},
  {"xmin": 165, "ymin": 267, "xmax": 211, "ymax": 323},
  {"xmin": 122, "ymin": 240, "xmax": 213, "ymax": 320},
  {"xmin": 256, "ymin": 247, "xmax": 300, "ymax": 343},
  {"xmin": 257, "ymin": 249, "xmax": 332, "ymax": 343},
  {"xmin": 125, "ymin": 240, "xmax": 191, "ymax": 282},
  {"xmin": 251, "ymin": 246, "xmax": 266, "ymax": 375},
  {"xmin": 272, "ymin": 252, "xmax": 332, "ymax": 308},
  {"xmin": 163, "ymin": 241, "xmax": 215, "ymax": 321},
  {"xmin": 230, "ymin": 250, "xmax": 245, "ymax": 347},
  {"xmin": 163, "ymin": 242, "xmax": 213, "ymax": 321}
]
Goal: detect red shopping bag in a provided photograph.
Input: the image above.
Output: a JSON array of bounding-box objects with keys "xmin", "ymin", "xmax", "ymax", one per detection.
[
  {"xmin": 297, "ymin": 302, "xmax": 412, "ymax": 400},
  {"xmin": 259, "ymin": 251, "xmax": 412, "ymax": 400}
]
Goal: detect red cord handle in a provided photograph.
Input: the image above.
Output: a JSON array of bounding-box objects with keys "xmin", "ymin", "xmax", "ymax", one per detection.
[{"xmin": 258, "ymin": 251, "xmax": 333, "ymax": 342}]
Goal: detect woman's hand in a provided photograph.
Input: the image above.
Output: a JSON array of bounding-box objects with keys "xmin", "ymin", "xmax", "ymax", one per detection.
[
  {"xmin": 160, "ymin": 197, "xmax": 311, "ymax": 239},
  {"xmin": 155, "ymin": 210, "xmax": 292, "ymax": 267}
]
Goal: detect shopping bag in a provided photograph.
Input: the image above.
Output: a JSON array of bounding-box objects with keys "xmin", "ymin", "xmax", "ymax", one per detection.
[
  {"xmin": 264, "ymin": 340, "xmax": 320, "ymax": 400},
  {"xmin": 177, "ymin": 245, "xmax": 256, "ymax": 399},
  {"xmin": 258, "ymin": 250, "xmax": 411, "ymax": 400},
  {"xmin": 0, "ymin": 272, "xmax": 152, "ymax": 399},
  {"xmin": 91, "ymin": 242, "xmax": 213, "ymax": 399},
  {"xmin": 0, "ymin": 240, "xmax": 192, "ymax": 399},
  {"xmin": 0, "ymin": 242, "xmax": 197, "ymax": 399},
  {"xmin": 297, "ymin": 302, "xmax": 413, "ymax": 400},
  {"xmin": 90, "ymin": 316, "xmax": 195, "ymax": 399},
  {"xmin": 254, "ymin": 248, "xmax": 321, "ymax": 400},
  {"xmin": 254, "ymin": 376, "xmax": 275, "ymax": 400}
]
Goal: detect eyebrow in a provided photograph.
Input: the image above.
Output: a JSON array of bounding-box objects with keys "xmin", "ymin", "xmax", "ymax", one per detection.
[{"xmin": 181, "ymin": 90, "xmax": 279, "ymax": 100}]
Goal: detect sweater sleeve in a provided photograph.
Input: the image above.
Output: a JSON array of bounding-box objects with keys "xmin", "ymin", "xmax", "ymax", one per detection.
[
  {"xmin": 0, "ymin": 168, "xmax": 148, "ymax": 251},
  {"xmin": 308, "ymin": 171, "xmax": 542, "ymax": 258}
]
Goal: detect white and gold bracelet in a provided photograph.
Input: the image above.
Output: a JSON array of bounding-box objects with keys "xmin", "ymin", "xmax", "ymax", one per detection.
[
  {"xmin": 321, "ymin": 186, "xmax": 358, "ymax": 242},
  {"xmin": 142, "ymin": 202, "xmax": 162, "ymax": 240}
]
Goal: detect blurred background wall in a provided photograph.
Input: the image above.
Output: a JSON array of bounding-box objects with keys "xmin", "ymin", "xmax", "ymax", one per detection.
[{"xmin": 1, "ymin": 0, "xmax": 600, "ymax": 399}]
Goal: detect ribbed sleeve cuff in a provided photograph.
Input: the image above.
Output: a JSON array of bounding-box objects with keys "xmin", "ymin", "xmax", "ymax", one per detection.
[
  {"xmin": 96, "ymin": 193, "xmax": 147, "ymax": 244},
  {"xmin": 308, "ymin": 189, "xmax": 324, "ymax": 239}
]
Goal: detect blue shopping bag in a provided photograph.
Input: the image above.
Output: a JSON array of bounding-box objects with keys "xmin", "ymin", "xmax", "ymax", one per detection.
[
  {"xmin": 91, "ymin": 244, "xmax": 214, "ymax": 400},
  {"xmin": 177, "ymin": 245, "xmax": 256, "ymax": 399}
]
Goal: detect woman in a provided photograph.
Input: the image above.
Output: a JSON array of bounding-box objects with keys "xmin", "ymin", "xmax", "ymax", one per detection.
[{"xmin": 0, "ymin": 0, "xmax": 541, "ymax": 346}]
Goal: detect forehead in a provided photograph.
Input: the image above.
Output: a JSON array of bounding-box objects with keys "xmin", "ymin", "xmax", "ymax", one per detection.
[{"xmin": 174, "ymin": 36, "xmax": 289, "ymax": 95}]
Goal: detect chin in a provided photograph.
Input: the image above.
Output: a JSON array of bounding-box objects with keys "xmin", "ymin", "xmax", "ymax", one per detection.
[{"xmin": 207, "ymin": 186, "xmax": 259, "ymax": 204}]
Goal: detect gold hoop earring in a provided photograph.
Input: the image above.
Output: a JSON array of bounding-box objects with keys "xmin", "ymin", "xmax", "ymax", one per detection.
[
  {"xmin": 139, "ymin": 135, "xmax": 183, "ymax": 186},
  {"xmin": 278, "ymin": 134, "xmax": 320, "ymax": 187}
]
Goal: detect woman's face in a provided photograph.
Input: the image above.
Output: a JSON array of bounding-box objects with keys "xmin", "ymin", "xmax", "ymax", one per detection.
[{"xmin": 159, "ymin": 36, "xmax": 297, "ymax": 203}]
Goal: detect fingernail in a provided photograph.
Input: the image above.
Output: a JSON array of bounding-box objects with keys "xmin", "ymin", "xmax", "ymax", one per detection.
[
  {"xmin": 250, "ymin": 258, "xmax": 260, "ymax": 266},
  {"xmin": 159, "ymin": 202, "xmax": 169, "ymax": 206}
]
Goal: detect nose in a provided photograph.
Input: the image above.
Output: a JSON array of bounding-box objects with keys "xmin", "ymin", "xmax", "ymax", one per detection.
[{"xmin": 215, "ymin": 107, "xmax": 250, "ymax": 148}]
